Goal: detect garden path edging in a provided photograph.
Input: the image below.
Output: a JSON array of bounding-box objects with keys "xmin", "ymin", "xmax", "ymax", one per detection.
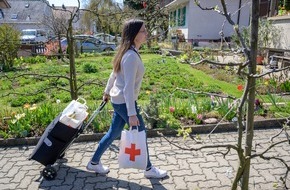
[{"xmin": 0, "ymin": 118, "xmax": 286, "ymax": 147}]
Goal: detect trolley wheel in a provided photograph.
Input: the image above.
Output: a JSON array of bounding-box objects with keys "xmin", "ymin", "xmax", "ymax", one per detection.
[{"xmin": 42, "ymin": 166, "xmax": 57, "ymax": 180}]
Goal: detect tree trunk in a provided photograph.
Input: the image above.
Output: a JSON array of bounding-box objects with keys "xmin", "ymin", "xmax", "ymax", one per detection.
[
  {"xmin": 241, "ymin": 1, "xmax": 259, "ymax": 189},
  {"xmin": 67, "ymin": 21, "xmax": 78, "ymax": 100},
  {"xmin": 270, "ymin": 0, "xmax": 277, "ymax": 16},
  {"xmin": 57, "ymin": 33, "xmax": 63, "ymax": 59}
]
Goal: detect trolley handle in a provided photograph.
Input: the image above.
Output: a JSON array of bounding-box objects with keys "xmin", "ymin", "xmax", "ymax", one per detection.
[{"xmin": 98, "ymin": 100, "xmax": 107, "ymax": 112}]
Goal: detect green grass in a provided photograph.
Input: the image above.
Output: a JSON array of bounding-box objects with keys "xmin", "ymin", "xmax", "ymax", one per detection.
[
  {"xmin": 1, "ymin": 53, "xmax": 288, "ymax": 138},
  {"xmin": 179, "ymin": 65, "xmax": 242, "ymax": 98},
  {"xmin": 0, "ymin": 53, "xmax": 244, "ymax": 110}
]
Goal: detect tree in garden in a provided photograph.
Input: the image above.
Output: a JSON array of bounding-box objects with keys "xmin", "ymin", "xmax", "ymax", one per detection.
[
  {"xmin": 124, "ymin": 0, "xmax": 169, "ymax": 48},
  {"xmin": 0, "ymin": 24, "xmax": 20, "ymax": 71},
  {"xmin": 1, "ymin": 0, "xmax": 123, "ymax": 102},
  {"xmin": 157, "ymin": 0, "xmax": 290, "ymax": 189},
  {"xmin": 42, "ymin": 7, "xmax": 71, "ymax": 58},
  {"xmin": 82, "ymin": 0, "xmax": 125, "ymax": 39},
  {"xmin": 1, "ymin": 0, "xmax": 93, "ymax": 101},
  {"xmin": 44, "ymin": 1, "xmax": 81, "ymax": 100}
]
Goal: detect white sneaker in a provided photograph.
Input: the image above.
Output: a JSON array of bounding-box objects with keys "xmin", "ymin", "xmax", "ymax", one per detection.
[
  {"xmin": 144, "ymin": 166, "xmax": 167, "ymax": 178},
  {"xmin": 86, "ymin": 161, "xmax": 110, "ymax": 174}
]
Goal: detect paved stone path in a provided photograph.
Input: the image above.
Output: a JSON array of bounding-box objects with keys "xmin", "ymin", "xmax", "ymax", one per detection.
[{"xmin": 1, "ymin": 128, "xmax": 290, "ymax": 190}]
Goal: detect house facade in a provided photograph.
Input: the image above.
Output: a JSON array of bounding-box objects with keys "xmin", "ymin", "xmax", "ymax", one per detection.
[
  {"xmin": 0, "ymin": 0, "xmax": 53, "ymax": 33},
  {"xmin": 163, "ymin": 0, "xmax": 251, "ymax": 44}
]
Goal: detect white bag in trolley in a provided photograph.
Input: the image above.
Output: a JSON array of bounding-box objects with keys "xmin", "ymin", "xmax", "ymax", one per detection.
[{"xmin": 59, "ymin": 98, "xmax": 89, "ymax": 128}]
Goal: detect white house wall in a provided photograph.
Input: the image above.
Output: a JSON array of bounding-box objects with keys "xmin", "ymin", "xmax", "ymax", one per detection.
[
  {"xmin": 168, "ymin": 0, "xmax": 251, "ymax": 42},
  {"xmin": 268, "ymin": 16, "xmax": 290, "ymax": 50}
]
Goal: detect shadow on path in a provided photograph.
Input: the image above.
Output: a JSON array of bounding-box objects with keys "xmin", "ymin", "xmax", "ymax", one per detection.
[{"xmin": 37, "ymin": 158, "xmax": 168, "ymax": 190}]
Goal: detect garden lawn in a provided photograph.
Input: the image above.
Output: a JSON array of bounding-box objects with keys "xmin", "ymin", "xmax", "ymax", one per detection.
[
  {"xmin": 0, "ymin": 54, "xmax": 243, "ymax": 109},
  {"xmin": 0, "ymin": 53, "xmax": 246, "ymax": 138}
]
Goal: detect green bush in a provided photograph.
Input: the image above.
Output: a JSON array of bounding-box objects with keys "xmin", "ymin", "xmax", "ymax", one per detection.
[
  {"xmin": 83, "ymin": 62, "xmax": 98, "ymax": 73},
  {"xmin": 0, "ymin": 24, "xmax": 21, "ymax": 71}
]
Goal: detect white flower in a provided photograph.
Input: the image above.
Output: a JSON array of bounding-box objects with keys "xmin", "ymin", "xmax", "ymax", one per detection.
[
  {"xmin": 56, "ymin": 99, "xmax": 61, "ymax": 104},
  {"xmin": 15, "ymin": 113, "xmax": 25, "ymax": 120},
  {"xmin": 191, "ymin": 105, "xmax": 197, "ymax": 114},
  {"xmin": 11, "ymin": 119, "xmax": 17, "ymax": 124}
]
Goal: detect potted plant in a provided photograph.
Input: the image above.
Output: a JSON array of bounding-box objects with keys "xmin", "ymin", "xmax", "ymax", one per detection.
[{"xmin": 256, "ymin": 51, "xmax": 264, "ymax": 65}]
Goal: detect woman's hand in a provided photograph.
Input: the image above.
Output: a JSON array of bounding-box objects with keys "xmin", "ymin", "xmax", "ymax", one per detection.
[
  {"xmin": 103, "ymin": 93, "xmax": 110, "ymax": 102},
  {"xmin": 129, "ymin": 115, "xmax": 139, "ymax": 127}
]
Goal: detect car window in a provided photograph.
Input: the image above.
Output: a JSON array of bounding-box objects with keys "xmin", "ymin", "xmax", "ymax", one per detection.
[{"xmin": 76, "ymin": 36, "xmax": 95, "ymax": 43}]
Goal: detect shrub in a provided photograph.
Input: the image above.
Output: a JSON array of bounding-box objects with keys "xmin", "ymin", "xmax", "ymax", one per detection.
[
  {"xmin": 83, "ymin": 62, "xmax": 98, "ymax": 73},
  {"xmin": 0, "ymin": 24, "xmax": 21, "ymax": 71}
]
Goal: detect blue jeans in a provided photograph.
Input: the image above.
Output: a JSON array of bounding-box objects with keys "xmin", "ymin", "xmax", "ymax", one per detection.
[{"xmin": 91, "ymin": 102, "xmax": 152, "ymax": 170}]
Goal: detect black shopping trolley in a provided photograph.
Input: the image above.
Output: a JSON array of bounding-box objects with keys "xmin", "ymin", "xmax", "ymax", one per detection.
[{"xmin": 29, "ymin": 99, "xmax": 106, "ymax": 180}]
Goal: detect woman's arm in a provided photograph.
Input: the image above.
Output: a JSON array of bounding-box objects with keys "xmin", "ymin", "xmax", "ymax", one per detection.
[{"xmin": 103, "ymin": 71, "xmax": 116, "ymax": 101}]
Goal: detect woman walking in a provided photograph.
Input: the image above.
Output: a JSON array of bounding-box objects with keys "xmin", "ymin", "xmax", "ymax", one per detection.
[{"xmin": 87, "ymin": 19, "xmax": 167, "ymax": 179}]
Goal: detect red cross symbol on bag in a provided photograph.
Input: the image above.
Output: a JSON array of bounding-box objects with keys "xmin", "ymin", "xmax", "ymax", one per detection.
[{"xmin": 125, "ymin": 143, "xmax": 141, "ymax": 161}]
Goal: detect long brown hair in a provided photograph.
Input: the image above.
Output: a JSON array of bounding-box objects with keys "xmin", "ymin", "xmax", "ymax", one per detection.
[{"xmin": 113, "ymin": 19, "xmax": 144, "ymax": 72}]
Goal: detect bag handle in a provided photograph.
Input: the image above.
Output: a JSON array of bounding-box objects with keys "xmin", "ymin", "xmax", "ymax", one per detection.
[
  {"xmin": 129, "ymin": 126, "xmax": 139, "ymax": 131},
  {"xmin": 76, "ymin": 97, "xmax": 87, "ymax": 105}
]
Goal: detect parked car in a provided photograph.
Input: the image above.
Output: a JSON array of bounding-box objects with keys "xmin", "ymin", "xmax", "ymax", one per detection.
[
  {"xmin": 61, "ymin": 35, "xmax": 117, "ymax": 53},
  {"xmin": 20, "ymin": 29, "xmax": 48, "ymax": 44},
  {"xmin": 94, "ymin": 33, "xmax": 121, "ymax": 43}
]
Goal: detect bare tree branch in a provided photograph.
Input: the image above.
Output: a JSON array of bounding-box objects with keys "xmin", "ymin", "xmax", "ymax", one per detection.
[{"xmin": 252, "ymin": 66, "xmax": 290, "ymax": 78}]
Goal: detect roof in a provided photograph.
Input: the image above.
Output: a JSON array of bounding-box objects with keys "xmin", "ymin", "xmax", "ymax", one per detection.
[
  {"xmin": 0, "ymin": 0, "xmax": 52, "ymax": 24},
  {"xmin": 0, "ymin": 0, "xmax": 11, "ymax": 8}
]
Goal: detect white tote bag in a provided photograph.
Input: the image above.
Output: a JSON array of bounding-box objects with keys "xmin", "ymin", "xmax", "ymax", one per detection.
[{"xmin": 118, "ymin": 127, "xmax": 148, "ymax": 170}]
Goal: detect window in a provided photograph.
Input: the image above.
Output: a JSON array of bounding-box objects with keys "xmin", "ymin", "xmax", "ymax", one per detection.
[
  {"xmin": 11, "ymin": 13, "xmax": 18, "ymax": 19},
  {"xmin": 0, "ymin": 9, "xmax": 4, "ymax": 19},
  {"xmin": 179, "ymin": 7, "xmax": 186, "ymax": 26},
  {"xmin": 169, "ymin": 6, "xmax": 186, "ymax": 27}
]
